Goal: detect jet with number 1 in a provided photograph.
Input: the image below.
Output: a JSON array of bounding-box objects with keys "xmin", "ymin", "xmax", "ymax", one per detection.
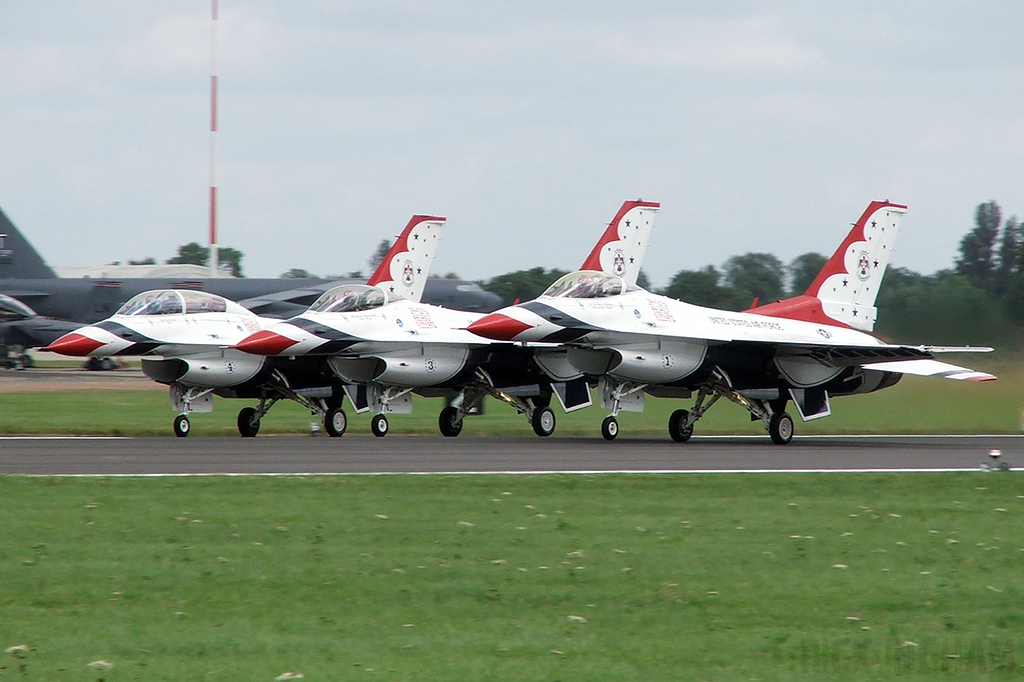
[{"xmin": 468, "ymin": 201, "xmax": 996, "ymax": 443}]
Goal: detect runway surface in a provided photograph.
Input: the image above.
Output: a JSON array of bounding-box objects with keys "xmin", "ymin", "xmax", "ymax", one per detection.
[{"xmin": 0, "ymin": 434, "xmax": 1020, "ymax": 475}]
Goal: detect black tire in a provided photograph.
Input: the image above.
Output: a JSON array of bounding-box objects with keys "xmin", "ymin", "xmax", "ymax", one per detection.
[
  {"xmin": 173, "ymin": 414, "xmax": 190, "ymax": 438},
  {"xmin": 601, "ymin": 415, "xmax": 619, "ymax": 441},
  {"xmin": 237, "ymin": 407, "xmax": 260, "ymax": 438},
  {"xmin": 371, "ymin": 413, "xmax": 389, "ymax": 437},
  {"xmin": 324, "ymin": 407, "xmax": 347, "ymax": 437},
  {"xmin": 769, "ymin": 411, "xmax": 794, "ymax": 445},
  {"xmin": 668, "ymin": 408, "xmax": 693, "ymax": 443},
  {"xmin": 438, "ymin": 406, "xmax": 463, "ymax": 437},
  {"xmin": 532, "ymin": 406, "xmax": 555, "ymax": 437}
]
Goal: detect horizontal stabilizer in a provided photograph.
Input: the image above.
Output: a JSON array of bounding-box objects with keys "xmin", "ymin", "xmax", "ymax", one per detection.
[{"xmin": 862, "ymin": 358, "xmax": 996, "ymax": 381}]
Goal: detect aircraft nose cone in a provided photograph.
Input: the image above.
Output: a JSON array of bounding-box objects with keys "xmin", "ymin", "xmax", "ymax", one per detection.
[
  {"xmin": 233, "ymin": 330, "xmax": 299, "ymax": 355},
  {"xmin": 41, "ymin": 332, "xmax": 106, "ymax": 356},
  {"xmin": 466, "ymin": 313, "xmax": 535, "ymax": 340}
]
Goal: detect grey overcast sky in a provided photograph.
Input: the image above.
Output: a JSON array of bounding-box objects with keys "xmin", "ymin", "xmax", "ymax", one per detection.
[{"xmin": 1, "ymin": 2, "xmax": 1022, "ymax": 287}]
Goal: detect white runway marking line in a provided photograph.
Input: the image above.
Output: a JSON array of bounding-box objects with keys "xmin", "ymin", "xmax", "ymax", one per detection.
[
  {"xmin": 1, "ymin": 434, "xmax": 1021, "ymax": 441},
  {"xmin": 0, "ymin": 436, "xmax": 129, "ymax": 440},
  {"xmin": 8, "ymin": 468, "xmax": 1015, "ymax": 478}
]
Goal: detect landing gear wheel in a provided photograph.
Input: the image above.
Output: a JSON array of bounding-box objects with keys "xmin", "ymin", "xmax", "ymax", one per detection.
[
  {"xmin": 438, "ymin": 406, "xmax": 463, "ymax": 437},
  {"xmin": 173, "ymin": 414, "xmax": 190, "ymax": 438},
  {"xmin": 324, "ymin": 407, "xmax": 347, "ymax": 437},
  {"xmin": 532, "ymin": 406, "xmax": 556, "ymax": 437},
  {"xmin": 769, "ymin": 411, "xmax": 794, "ymax": 445},
  {"xmin": 237, "ymin": 407, "xmax": 260, "ymax": 437},
  {"xmin": 371, "ymin": 413, "xmax": 389, "ymax": 437},
  {"xmin": 668, "ymin": 409, "xmax": 693, "ymax": 443},
  {"xmin": 601, "ymin": 415, "xmax": 619, "ymax": 441}
]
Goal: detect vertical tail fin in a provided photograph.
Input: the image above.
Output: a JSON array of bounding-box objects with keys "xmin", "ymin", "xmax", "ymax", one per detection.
[
  {"xmin": 366, "ymin": 215, "xmax": 445, "ymax": 303},
  {"xmin": 751, "ymin": 201, "xmax": 906, "ymax": 332},
  {"xmin": 579, "ymin": 200, "xmax": 659, "ymax": 284},
  {"xmin": 0, "ymin": 206, "xmax": 58, "ymax": 279}
]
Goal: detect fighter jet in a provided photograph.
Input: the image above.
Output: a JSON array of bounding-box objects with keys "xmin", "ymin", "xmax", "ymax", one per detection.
[
  {"xmin": 467, "ymin": 201, "xmax": 996, "ymax": 443},
  {"xmin": 42, "ymin": 216, "xmax": 447, "ymax": 437},
  {"xmin": 0, "ymin": 294, "xmax": 81, "ymax": 367},
  {"xmin": 234, "ymin": 200, "xmax": 661, "ymax": 437}
]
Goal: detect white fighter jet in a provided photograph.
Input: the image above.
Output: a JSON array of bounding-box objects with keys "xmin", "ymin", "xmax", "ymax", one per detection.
[
  {"xmin": 467, "ymin": 201, "xmax": 996, "ymax": 443},
  {"xmin": 233, "ymin": 200, "xmax": 661, "ymax": 437},
  {"xmin": 42, "ymin": 215, "xmax": 447, "ymax": 437}
]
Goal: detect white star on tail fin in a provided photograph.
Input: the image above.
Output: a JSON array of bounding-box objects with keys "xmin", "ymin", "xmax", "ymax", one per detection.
[
  {"xmin": 366, "ymin": 215, "xmax": 445, "ymax": 303},
  {"xmin": 751, "ymin": 201, "xmax": 906, "ymax": 332},
  {"xmin": 579, "ymin": 200, "xmax": 659, "ymax": 285}
]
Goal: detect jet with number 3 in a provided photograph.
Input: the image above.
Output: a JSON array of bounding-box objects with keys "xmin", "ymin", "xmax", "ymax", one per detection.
[{"xmin": 468, "ymin": 201, "xmax": 995, "ymax": 443}]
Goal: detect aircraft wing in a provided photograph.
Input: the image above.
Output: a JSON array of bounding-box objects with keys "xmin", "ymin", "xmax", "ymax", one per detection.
[
  {"xmin": 0, "ymin": 318, "xmax": 83, "ymax": 348},
  {"xmin": 778, "ymin": 343, "xmax": 994, "ymax": 368}
]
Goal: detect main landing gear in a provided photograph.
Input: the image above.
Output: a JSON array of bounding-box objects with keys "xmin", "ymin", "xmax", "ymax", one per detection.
[
  {"xmin": 169, "ymin": 375, "xmax": 347, "ymax": 438},
  {"xmin": 232, "ymin": 389, "xmax": 347, "ymax": 438},
  {"xmin": 439, "ymin": 372, "xmax": 557, "ymax": 438},
  {"xmin": 661, "ymin": 371, "xmax": 795, "ymax": 445},
  {"xmin": 597, "ymin": 370, "xmax": 797, "ymax": 445}
]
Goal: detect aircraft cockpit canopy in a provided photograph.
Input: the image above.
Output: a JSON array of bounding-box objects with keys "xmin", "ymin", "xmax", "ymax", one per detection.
[
  {"xmin": 0, "ymin": 294, "xmax": 36, "ymax": 321},
  {"xmin": 541, "ymin": 270, "xmax": 636, "ymax": 299},
  {"xmin": 309, "ymin": 285, "xmax": 387, "ymax": 314},
  {"xmin": 116, "ymin": 290, "xmax": 232, "ymax": 316}
]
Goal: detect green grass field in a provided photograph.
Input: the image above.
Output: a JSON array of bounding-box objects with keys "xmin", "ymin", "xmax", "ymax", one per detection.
[
  {"xmin": 1, "ymin": 474, "xmax": 1021, "ymax": 680},
  {"xmin": 2, "ymin": 359, "xmax": 1021, "ymax": 679},
  {"xmin": 2, "ymin": 356, "xmax": 1023, "ymax": 437}
]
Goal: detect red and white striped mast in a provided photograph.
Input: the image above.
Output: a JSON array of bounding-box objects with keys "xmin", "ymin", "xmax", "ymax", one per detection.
[{"xmin": 208, "ymin": 0, "xmax": 219, "ymax": 276}]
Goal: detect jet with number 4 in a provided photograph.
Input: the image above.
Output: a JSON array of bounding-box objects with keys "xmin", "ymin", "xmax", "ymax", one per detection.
[
  {"xmin": 233, "ymin": 200, "xmax": 661, "ymax": 438},
  {"xmin": 41, "ymin": 215, "xmax": 447, "ymax": 437},
  {"xmin": 467, "ymin": 201, "xmax": 996, "ymax": 443}
]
